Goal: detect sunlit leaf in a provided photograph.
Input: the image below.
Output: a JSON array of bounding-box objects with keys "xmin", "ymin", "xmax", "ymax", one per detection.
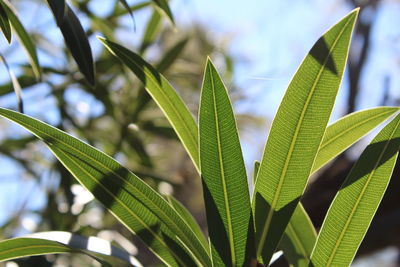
[
  {"xmin": 253, "ymin": 9, "xmax": 358, "ymax": 264},
  {"xmin": 0, "ymin": 108, "xmax": 211, "ymax": 267},
  {"xmin": 312, "ymin": 106, "xmax": 399, "ymax": 173},
  {"xmin": 199, "ymin": 59, "xmax": 254, "ymax": 266},
  {"xmin": 0, "ymin": 237, "xmax": 111, "ymax": 266},
  {"xmin": 310, "ymin": 114, "xmax": 400, "ymax": 266},
  {"xmin": 100, "ymin": 37, "xmax": 200, "ymax": 172},
  {"xmin": 252, "ymin": 160, "xmax": 260, "ymax": 184},
  {"xmin": 0, "ymin": 0, "xmax": 41, "ymax": 79}
]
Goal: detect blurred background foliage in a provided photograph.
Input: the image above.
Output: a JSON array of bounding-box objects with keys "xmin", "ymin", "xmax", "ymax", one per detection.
[
  {"xmin": 0, "ymin": 0, "xmax": 264, "ymax": 265},
  {"xmin": 0, "ymin": 0, "xmax": 399, "ymax": 266}
]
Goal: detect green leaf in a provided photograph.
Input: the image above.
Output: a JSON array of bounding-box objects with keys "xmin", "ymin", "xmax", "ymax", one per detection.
[
  {"xmin": 112, "ymin": 1, "xmax": 151, "ymax": 17},
  {"xmin": 0, "ymin": 108, "xmax": 211, "ymax": 267},
  {"xmin": 312, "ymin": 106, "xmax": 400, "ymax": 173},
  {"xmin": 140, "ymin": 9, "xmax": 162, "ymax": 53},
  {"xmin": 0, "ymin": 237, "xmax": 111, "ymax": 266},
  {"xmin": 310, "ymin": 114, "xmax": 400, "ymax": 267},
  {"xmin": 0, "ymin": 4, "xmax": 11, "ymax": 43},
  {"xmin": 46, "ymin": 0, "xmax": 66, "ymax": 26},
  {"xmin": 58, "ymin": 4, "xmax": 95, "ymax": 85},
  {"xmin": 0, "ymin": 0, "xmax": 41, "ymax": 79},
  {"xmin": 165, "ymin": 195, "xmax": 208, "ymax": 251},
  {"xmin": 253, "ymin": 9, "xmax": 358, "ymax": 264},
  {"xmin": 25, "ymin": 231, "xmax": 141, "ymax": 266},
  {"xmin": 0, "ymin": 74, "xmax": 37, "ymax": 97},
  {"xmin": 0, "ymin": 53, "xmax": 23, "ymax": 112},
  {"xmin": 99, "ymin": 37, "xmax": 200, "ymax": 172},
  {"xmin": 252, "ymin": 160, "xmax": 260, "ymax": 184},
  {"xmin": 199, "ymin": 59, "xmax": 254, "ymax": 266},
  {"xmin": 156, "ymin": 38, "xmax": 188, "ymax": 72},
  {"xmin": 278, "ymin": 204, "xmax": 317, "ymax": 267},
  {"xmin": 151, "ymin": 0, "xmax": 174, "ymax": 25},
  {"xmin": 117, "ymin": 0, "xmax": 136, "ymax": 31},
  {"xmin": 131, "ymin": 38, "xmax": 189, "ymax": 121}
]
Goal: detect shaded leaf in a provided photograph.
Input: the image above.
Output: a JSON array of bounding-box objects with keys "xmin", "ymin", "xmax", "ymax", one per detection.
[
  {"xmin": 0, "ymin": 108, "xmax": 211, "ymax": 266},
  {"xmin": 165, "ymin": 195, "xmax": 208, "ymax": 251},
  {"xmin": 278, "ymin": 204, "xmax": 316, "ymax": 267},
  {"xmin": 0, "ymin": 0, "xmax": 41, "ymax": 79},
  {"xmin": 0, "ymin": 4, "xmax": 11, "ymax": 43},
  {"xmin": 157, "ymin": 38, "xmax": 188, "ymax": 72},
  {"xmin": 46, "ymin": 0, "xmax": 66, "ymax": 26},
  {"xmin": 312, "ymin": 106, "xmax": 399, "ymax": 173},
  {"xmin": 199, "ymin": 59, "xmax": 254, "ymax": 266},
  {"xmin": 100, "ymin": 37, "xmax": 200, "ymax": 172},
  {"xmin": 151, "ymin": 0, "xmax": 174, "ymax": 25},
  {"xmin": 118, "ymin": 0, "xmax": 136, "ymax": 31},
  {"xmin": 140, "ymin": 9, "xmax": 162, "ymax": 53},
  {"xmin": 112, "ymin": 1, "xmax": 151, "ymax": 17},
  {"xmin": 310, "ymin": 114, "xmax": 400, "ymax": 266},
  {"xmin": 58, "ymin": 4, "xmax": 95, "ymax": 85},
  {"xmin": 253, "ymin": 9, "xmax": 358, "ymax": 264}
]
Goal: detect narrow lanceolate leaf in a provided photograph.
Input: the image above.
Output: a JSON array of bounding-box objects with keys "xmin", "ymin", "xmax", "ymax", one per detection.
[
  {"xmin": 253, "ymin": 9, "xmax": 358, "ymax": 264},
  {"xmin": 27, "ymin": 231, "xmax": 142, "ymax": 266},
  {"xmin": 58, "ymin": 4, "xmax": 95, "ymax": 85},
  {"xmin": 166, "ymin": 195, "xmax": 208, "ymax": 251},
  {"xmin": 100, "ymin": 38, "xmax": 200, "ymax": 172},
  {"xmin": 0, "ymin": 4, "xmax": 11, "ymax": 43},
  {"xmin": 199, "ymin": 59, "xmax": 254, "ymax": 266},
  {"xmin": 152, "ymin": 0, "xmax": 174, "ymax": 25},
  {"xmin": 0, "ymin": 53, "xmax": 23, "ymax": 112},
  {"xmin": 0, "ymin": 0, "xmax": 40, "ymax": 79},
  {"xmin": 0, "ymin": 108, "xmax": 211, "ymax": 267},
  {"xmin": 118, "ymin": 0, "xmax": 136, "ymax": 31},
  {"xmin": 46, "ymin": 0, "xmax": 66, "ymax": 26},
  {"xmin": 0, "ymin": 238, "xmax": 112, "ymax": 266},
  {"xmin": 312, "ymin": 106, "xmax": 400, "ymax": 173},
  {"xmin": 278, "ymin": 204, "xmax": 317, "ymax": 267},
  {"xmin": 310, "ymin": 114, "xmax": 400, "ymax": 267},
  {"xmin": 156, "ymin": 38, "xmax": 188, "ymax": 72},
  {"xmin": 252, "ymin": 160, "xmax": 260, "ymax": 184},
  {"xmin": 140, "ymin": 9, "xmax": 162, "ymax": 53}
]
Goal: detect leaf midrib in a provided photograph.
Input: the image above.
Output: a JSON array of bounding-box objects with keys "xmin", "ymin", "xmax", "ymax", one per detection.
[
  {"xmin": 256, "ymin": 16, "xmax": 354, "ymax": 258},
  {"xmin": 9, "ymin": 115, "xmax": 208, "ymax": 266},
  {"xmin": 319, "ymin": 110, "xmax": 396, "ymax": 150},
  {"xmin": 209, "ymin": 64, "xmax": 236, "ymax": 265},
  {"xmin": 325, "ymin": 118, "xmax": 400, "ymax": 266},
  {"xmin": 53, "ymin": 147, "xmax": 186, "ymax": 267}
]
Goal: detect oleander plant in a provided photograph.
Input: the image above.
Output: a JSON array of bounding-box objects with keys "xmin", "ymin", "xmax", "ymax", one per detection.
[{"xmin": 0, "ymin": 1, "xmax": 399, "ymax": 266}]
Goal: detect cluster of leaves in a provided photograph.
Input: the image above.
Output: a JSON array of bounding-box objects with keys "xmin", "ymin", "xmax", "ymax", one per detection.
[
  {"xmin": 0, "ymin": 0, "xmax": 238, "ymax": 265},
  {"xmin": 1, "ymin": 2, "xmax": 400, "ymax": 267}
]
